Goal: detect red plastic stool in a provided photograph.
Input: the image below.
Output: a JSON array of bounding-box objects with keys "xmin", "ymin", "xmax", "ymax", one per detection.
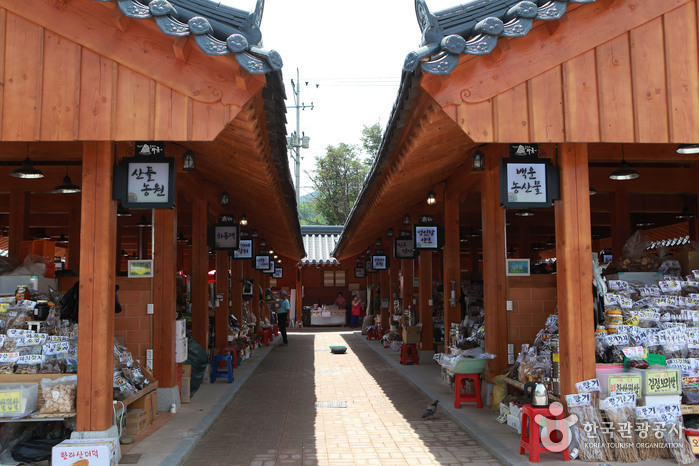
[
  {"xmin": 258, "ymin": 330, "xmax": 269, "ymax": 347},
  {"xmin": 265, "ymin": 327, "xmax": 273, "ymax": 342},
  {"xmin": 273, "ymin": 324, "xmax": 279, "ymax": 336},
  {"xmin": 454, "ymin": 373, "xmax": 482, "ymax": 409},
  {"xmin": 366, "ymin": 326, "xmax": 382, "ymax": 340},
  {"xmin": 520, "ymin": 404, "xmax": 570, "ymax": 462},
  {"xmin": 220, "ymin": 346, "xmax": 239, "ymax": 368},
  {"xmin": 400, "ymin": 343, "xmax": 419, "ymax": 365}
]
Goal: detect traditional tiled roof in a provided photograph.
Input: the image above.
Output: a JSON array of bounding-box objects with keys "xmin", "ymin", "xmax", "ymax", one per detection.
[
  {"xmin": 94, "ymin": 0, "xmax": 282, "ymax": 74},
  {"xmin": 406, "ymin": 0, "xmax": 596, "ymax": 75},
  {"xmin": 300, "ymin": 226, "xmax": 343, "ymax": 266}
]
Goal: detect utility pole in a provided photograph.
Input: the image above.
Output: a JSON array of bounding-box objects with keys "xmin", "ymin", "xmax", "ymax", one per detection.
[{"xmin": 286, "ymin": 68, "xmax": 315, "ymax": 207}]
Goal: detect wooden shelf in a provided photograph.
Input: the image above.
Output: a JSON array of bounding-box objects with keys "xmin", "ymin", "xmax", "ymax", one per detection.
[{"xmin": 503, "ymin": 376, "xmax": 560, "ymax": 402}]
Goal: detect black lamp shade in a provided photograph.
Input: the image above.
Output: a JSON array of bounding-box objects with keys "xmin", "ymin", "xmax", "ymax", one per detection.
[
  {"xmin": 117, "ymin": 204, "xmax": 132, "ymax": 217},
  {"xmin": 426, "ymin": 190, "xmax": 437, "ymax": 205},
  {"xmin": 676, "ymin": 144, "xmax": 699, "ymax": 154},
  {"xmin": 54, "ymin": 175, "xmax": 81, "ymax": 193},
  {"xmin": 136, "ymin": 215, "xmax": 151, "ymax": 228},
  {"xmin": 240, "ymin": 214, "xmax": 248, "ymax": 226},
  {"xmin": 609, "ymin": 160, "xmax": 639, "ymax": 180},
  {"xmin": 11, "ymin": 157, "xmax": 44, "ymax": 179},
  {"xmin": 514, "ymin": 209, "xmax": 535, "ymax": 217}
]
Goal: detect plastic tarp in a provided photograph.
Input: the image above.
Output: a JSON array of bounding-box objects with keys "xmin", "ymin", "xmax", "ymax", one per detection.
[{"xmin": 185, "ymin": 336, "xmax": 208, "ymax": 396}]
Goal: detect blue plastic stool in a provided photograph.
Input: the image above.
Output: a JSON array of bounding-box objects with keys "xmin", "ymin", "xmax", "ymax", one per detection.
[{"xmin": 210, "ymin": 355, "xmax": 234, "ymax": 383}]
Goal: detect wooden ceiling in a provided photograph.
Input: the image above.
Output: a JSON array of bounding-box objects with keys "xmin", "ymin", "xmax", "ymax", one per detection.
[{"xmin": 0, "ymin": 0, "xmax": 303, "ymax": 262}]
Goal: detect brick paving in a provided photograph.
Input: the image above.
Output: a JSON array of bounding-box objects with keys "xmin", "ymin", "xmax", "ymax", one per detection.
[{"xmin": 182, "ymin": 329, "xmax": 501, "ymax": 466}]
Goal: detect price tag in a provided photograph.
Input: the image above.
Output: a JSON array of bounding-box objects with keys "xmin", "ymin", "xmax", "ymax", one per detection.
[
  {"xmin": 604, "ymin": 293, "xmax": 619, "ymax": 306},
  {"xmin": 646, "ymin": 370, "xmax": 680, "ymax": 395},
  {"xmin": 0, "ymin": 353, "xmax": 19, "ymax": 363},
  {"xmin": 636, "ymin": 405, "xmax": 657, "ymax": 420},
  {"xmin": 655, "ymin": 403, "xmax": 682, "ymax": 417},
  {"xmin": 16, "ymin": 354, "xmax": 43, "ymax": 365},
  {"xmin": 576, "ymin": 378, "xmax": 600, "ymax": 393},
  {"xmin": 622, "ymin": 316, "xmax": 640, "ymax": 326},
  {"xmin": 619, "ymin": 297, "xmax": 633, "ymax": 309},
  {"xmin": 601, "ymin": 393, "xmax": 636, "ymax": 410},
  {"xmin": 566, "ymin": 393, "xmax": 591, "ymax": 407},
  {"xmin": 607, "ymin": 280, "xmax": 629, "ymax": 291},
  {"xmin": 616, "ymin": 325, "xmax": 635, "ymax": 335},
  {"xmin": 609, "ymin": 375, "xmax": 642, "ymax": 397},
  {"xmin": 0, "ymin": 303, "xmax": 7, "ymax": 313},
  {"xmin": 623, "ymin": 346, "xmax": 644, "ymax": 358},
  {"xmin": 0, "ymin": 391, "xmax": 22, "ymax": 413},
  {"xmin": 605, "ymin": 334, "xmax": 629, "ymax": 346},
  {"xmin": 689, "ymin": 436, "xmax": 699, "ymax": 455},
  {"xmin": 496, "ymin": 413, "xmax": 508, "ymax": 424}
]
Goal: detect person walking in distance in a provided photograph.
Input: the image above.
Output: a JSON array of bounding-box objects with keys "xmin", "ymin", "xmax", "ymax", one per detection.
[
  {"xmin": 277, "ymin": 289, "xmax": 290, "ymax": 346},
  {"xmin": 350, "ymin": 294, "xmax": 362, "ymax": 329}
]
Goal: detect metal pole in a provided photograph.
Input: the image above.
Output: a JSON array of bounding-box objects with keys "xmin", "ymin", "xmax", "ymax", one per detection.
[{"xmin": 295, "ymin": 68, "xmax": 301, "ymax": 206}]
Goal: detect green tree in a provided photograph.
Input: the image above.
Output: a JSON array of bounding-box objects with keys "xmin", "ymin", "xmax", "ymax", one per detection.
[
  {"xmin": 298, "ymin": 193, "xmax": 326, "ymax": 225},
  {"xmin": 360, "ymin": 121, "xmax": 382, "ymax": 166},
  {"xmin": 309, "ymin": 142, "xmax": 368, "ymax": 225}
]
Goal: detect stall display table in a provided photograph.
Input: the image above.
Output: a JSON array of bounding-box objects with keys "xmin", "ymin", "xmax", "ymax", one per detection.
[{"xmin": 310, "ymin": 306, "xmax": 345, "ymax": 326}]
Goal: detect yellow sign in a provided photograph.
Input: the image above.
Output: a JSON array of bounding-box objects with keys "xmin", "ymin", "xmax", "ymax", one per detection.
[
  {"xmin": 0, "ymin": 391, "xmax": 21, "ymax": 413},
  {"xmin": 689, "ymin": 436, "xmax": 699, "ymax": 455},
  {"xmin": 609, "ymin": 375, "xmax": 642, "ymax": 397},
  {"xmin": 646, "ymin": 370, "xmax": 680, "ymax": 395}
]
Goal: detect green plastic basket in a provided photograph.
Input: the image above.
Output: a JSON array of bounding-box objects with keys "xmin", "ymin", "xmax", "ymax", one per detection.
[
  {"xmin": 452, "ymin": 357, "xmax": 487, "ymax": 374},
  {"xmin": 330, "ymin": 346, "xmax": 347, "ymax": 354}
]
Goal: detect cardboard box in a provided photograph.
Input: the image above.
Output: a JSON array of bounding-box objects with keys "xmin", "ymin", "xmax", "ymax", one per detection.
[
  {"xmin": 181, "ymin": 376, "xmax": 191, "ymax": 403},
  {"xmin": 129, "ymin": 391, "xmax": 156, "ymax": 424},
  {"xmin": 507, "ymin": 413, "xmax": 522, "ymax": 434},
  {"xmin": 125, "ymin": 408, "xmax": 146, "ymax": 435},
  {"xmin": 674, "ymin": 251, "xmax": 699, "ymax": 276},
  {"xmin": 52, "ymin": 438, "xmax": 119, "ymax": 466},
  {"xmin": 402, "ymin": 326, "xmax": 421, "ymax": 344}
]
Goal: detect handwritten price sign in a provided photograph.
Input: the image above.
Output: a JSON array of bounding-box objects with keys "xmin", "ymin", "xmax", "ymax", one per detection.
[
  {"xmin": 646, "ymin": 370, "xmax": 680, "ymax": 395},
  {"xmin": 609, "ymin": 375, "xmax": 642, "ymax": 397}
]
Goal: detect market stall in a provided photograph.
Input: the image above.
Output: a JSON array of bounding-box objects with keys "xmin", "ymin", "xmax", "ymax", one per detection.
[{"xmin": 310, "ymin": 305, "xmax": 345, "ymax": 326}]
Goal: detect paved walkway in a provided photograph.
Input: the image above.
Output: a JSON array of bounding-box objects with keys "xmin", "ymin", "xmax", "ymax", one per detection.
[{"xmin": 182, "ymin": 329, "xmax": 500, "ymax": 465}]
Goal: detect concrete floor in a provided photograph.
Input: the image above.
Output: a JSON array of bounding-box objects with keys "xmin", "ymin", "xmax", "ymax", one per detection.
[{"xmin": 123, "ymin": 328, "xmax": 681, "ymax": 465}]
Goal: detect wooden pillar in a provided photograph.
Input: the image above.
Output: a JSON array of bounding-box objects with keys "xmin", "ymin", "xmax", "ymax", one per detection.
[
  {"xmin": 612, "ymin": 188, "xmax": 631, "ymax": 260},
  {"xmin": 482, "ymin": 148, "xmax": 508, "ymax": 381},
  {"xmin": 443, "ymin": 185, "xmax": 461, "ymax": 350},
  {"xmin": 388, "ymin": 248, "xmax": 399, "ymax": 332},
  {"xmin": 153, "ymin": 208, "xmax": 177, "ymax": 388},
  {"xmin": 215, "ymin": 251, "xmax": 230, "ymax": 350},
  {"xmin": 295, "ymin": 266, "xmax": 303, "ymax": 324},
  {"xmin": 252, "ymin": 268, "xmax": 261, "ymax": 326},
  {"xmin": 76, "ymin": 142, "xmax": 116, "ymax": 432},
  {"xmin": 231, "ymin": 256, "xmax": 243, "ymax": 323},
  {"xmin": 402, "ymin": 258, "xmax": 414, "ymax": 313},
  {"xmin": 418, "ymin": 250, "xmax": 433, "ymax": 350},
  {"xmin": 190, "ymin": 199, "xmax": 208, "ymax": 351},
  {"xmin": 380, "ymin": 255, "xmax": 390, "ymax": 329},
  {"xmin": 8, "ymin": 189, "xmax": 27, "ymax": 265},
  {"xmin": 68, "ymin": 208, "xmax": 81, "ymax": 272},
  {"xmin": 242, "ymin": 258, "xmax": 253, "ymax": 321},
  {"xmin": 556, "ymin": 143, "xmax": 596, "ymax": 396}
]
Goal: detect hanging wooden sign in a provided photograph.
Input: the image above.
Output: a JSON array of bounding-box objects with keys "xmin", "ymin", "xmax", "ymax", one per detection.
[
  {"xmin": 113, "ymin": 156, "xmax": 175, "ymax": 209},
  {"xmin": 499, "ymin": 157, "xmax": 560, "ymax": 209}
]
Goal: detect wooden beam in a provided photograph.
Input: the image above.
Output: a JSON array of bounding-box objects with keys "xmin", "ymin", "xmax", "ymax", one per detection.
[
  {"xmin": 215, "ymin": 251, "xmax": 230, "ymax": 351},
  {"xmin": 295, "ymin": 266, "xmax": 302, "ymax": 324},
  {"xmin": 380, "ymin": 259, "xmax": 390, "ymax": 331},
  {"xmin": 612, "ymin": 188, "xmax": 631, "ymax": 259},
  {"xmin": 231, "ymin": 256, "xmax": 242, "ymax": 323},
  {"xmin": 76, "ymin": 141, "xmax": 115, "ymax": 431},
  {"xmin": 443, "ymin": 183, "xmax": 461, "ymax": 352},
  {"xmin": 555, "ymin": 143, "xmax": 596, "ymax": 397},
  {"xmin": 424, "ymin": 0, "xmax": 691, "ymax": 106},
  {"xmin": 152, "ymin": 207, "xmax": 176, "ymax": 388},
  {"xmin": 418, "ymin": 250, "xmax": 433, "ymax": 350},
  {"xmin": 8, "ymin": 189, "xmax": 27, "ymax": 264},
  {"xmin": 190, "ymin": 198, "xmax": 208, "ymax": 350},
  {"xmin": 481, "ymin": 147, "xmax": 508, "ymax": 381}
]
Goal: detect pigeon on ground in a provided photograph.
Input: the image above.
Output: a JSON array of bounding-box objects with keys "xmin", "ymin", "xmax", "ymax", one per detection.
[{"xmin": 422, "ymin": 400, "xmax": 439, "ymax": 419}]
